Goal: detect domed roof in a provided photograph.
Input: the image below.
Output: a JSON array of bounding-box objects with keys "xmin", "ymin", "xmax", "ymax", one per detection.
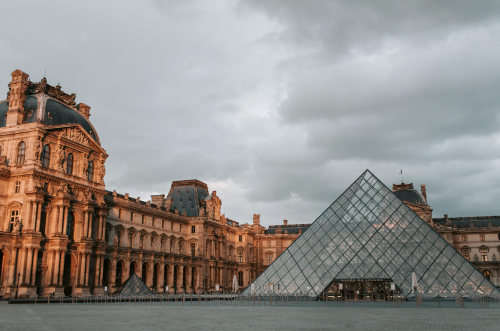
[
  {"xmin": 0, "ymin": 78, "xmax": 100, "ymax": 145},
  {"xmin": 393, "ymin": 189, "xmax": 427, "ymax": 206}
]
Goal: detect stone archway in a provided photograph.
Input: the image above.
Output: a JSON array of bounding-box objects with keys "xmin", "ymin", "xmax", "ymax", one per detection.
[
  {"xmin": 102, "ymin": 259, "xmax": 111, "ymax": 287},
  {"xmin": 142, "ymin": 262, "xmax": 149, "ymax": 285},
  {"xmin": 62, "ymin": 253, "xmax": 75, "ymax": 296},
  {"xmin": 116, "ymin": 260, "xmax": 124, "ymax": 286},
  {"xmin": 129, "ymin": 261, "xmax": 138, "ymax": 278},
  {"xmin": 153, "ymin": 263, "xmax": 159, "ymax": 288}
]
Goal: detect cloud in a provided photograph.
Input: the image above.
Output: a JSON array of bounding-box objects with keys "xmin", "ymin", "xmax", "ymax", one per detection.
[{"xmin": 1, "ymin": 0, "xmax": 499, "ymax": 226}]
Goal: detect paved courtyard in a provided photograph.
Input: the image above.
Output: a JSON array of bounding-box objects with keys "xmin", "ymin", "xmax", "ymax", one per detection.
[{"xmin": 1, "ymin": 300, "xmax": 499, "ymax": 330}]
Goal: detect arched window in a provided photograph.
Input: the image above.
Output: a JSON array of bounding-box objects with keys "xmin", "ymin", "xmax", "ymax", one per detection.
[
  {"xmin": 66, "ymin": 153, "xmax": 73, "ymax": 175},
  {"xmin": 87, "ymin": 160, "xmax": 94, "ymax": 181},
  {"xmin": 41, "ymin": 144, "xmax": 50, "ymax": 168},
  {"xmin": 66, "ymin": 213, "xmax": 75, "ymax": 241},
  {"xmin": 17, "ymin": 141, "xmax": 26, "ymax": 165}
]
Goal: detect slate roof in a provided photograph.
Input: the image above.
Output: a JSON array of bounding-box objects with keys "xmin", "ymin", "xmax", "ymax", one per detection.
[
  {"xmin": 166, "ymin": 180, "xmax": 209, "ymax": 217},
  {"xmin": 266, "ymin": 224, "xmax": 311, "ymax": 234},
  {"xmin": 393, "ymin": 189, "xmax": 427, "ymax": 206},
  {"xmin": 0, "ymin": 96, "xmax": 100, "ymax": 145}
]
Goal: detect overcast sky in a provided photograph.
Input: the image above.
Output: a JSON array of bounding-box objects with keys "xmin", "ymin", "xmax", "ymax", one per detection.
[{"xmin": 2, "ymin": 0, "xmax": 500, "ymax": 226}]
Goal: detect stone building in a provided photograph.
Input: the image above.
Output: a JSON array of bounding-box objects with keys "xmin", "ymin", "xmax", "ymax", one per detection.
[
  {"xmin": 1, "ymin": 69, "xmax": 498, "ymax": 298},
  {"xmin": 0, "ymin": 69, "xmax": 281, "ymax": 298}
]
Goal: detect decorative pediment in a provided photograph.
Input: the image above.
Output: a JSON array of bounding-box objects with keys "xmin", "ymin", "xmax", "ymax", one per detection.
[{"xmin": 59, "ymin": 126, "xmax": 90, "ymax": 146}]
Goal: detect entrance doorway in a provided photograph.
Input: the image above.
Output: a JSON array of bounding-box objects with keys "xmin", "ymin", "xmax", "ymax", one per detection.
[{"xmin": 322, "ymin": 279, "xmax": 399, "ymax": 301}]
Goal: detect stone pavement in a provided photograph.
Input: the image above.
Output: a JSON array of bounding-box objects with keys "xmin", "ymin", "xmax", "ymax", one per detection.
[{"xmin": 0, "ymin": 299, "xmax": 499, "ymax": 331}]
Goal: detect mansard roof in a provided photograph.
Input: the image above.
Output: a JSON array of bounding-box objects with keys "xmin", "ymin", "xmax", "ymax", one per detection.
[{"xmin": 167, "ymin": 179, "xmax": 209, "ymax": 217}]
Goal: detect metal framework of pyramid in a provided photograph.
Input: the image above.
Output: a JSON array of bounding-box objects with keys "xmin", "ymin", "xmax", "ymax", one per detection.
[
  {"xmin": 246, "ymin": 170, "xmax": 499, "ymax": 298},
  {"xmin": 115, "ymin": 273, "xmax": 153, "ymax": 296}
]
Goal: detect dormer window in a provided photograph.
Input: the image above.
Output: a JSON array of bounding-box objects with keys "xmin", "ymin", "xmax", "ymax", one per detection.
[{"xmin": 66, "ymin": 153, "xmax": 73, "ymax": 175}]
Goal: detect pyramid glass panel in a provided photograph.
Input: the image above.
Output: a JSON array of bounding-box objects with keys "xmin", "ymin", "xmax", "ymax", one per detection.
[{"xmin": 245, "ymin": 170, "xmax": 500, "ymax": 298}]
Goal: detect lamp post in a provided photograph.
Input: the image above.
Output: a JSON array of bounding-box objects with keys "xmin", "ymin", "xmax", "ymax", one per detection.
[{"xmin": 15, "ymin": 272, "xmax": 21, "ymax": 299}]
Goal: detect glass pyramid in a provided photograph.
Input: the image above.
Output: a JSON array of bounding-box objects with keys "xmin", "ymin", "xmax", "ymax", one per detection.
[
  {"xmin": 115, "ymin": 273, "xmax": 153, "ymax": 296},
  {"xmin": 246, "ymin": 170, "xmax": 499, "ymax": 298}
]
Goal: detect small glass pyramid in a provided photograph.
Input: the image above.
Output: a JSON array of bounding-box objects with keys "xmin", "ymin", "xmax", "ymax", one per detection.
[
  {"xmin": 246, "ymin": 170, "xmax": 499, "ymax": 298},
  {"xmin": 115, "ymin": 273, "xmax": 153, "ymax": 296}
]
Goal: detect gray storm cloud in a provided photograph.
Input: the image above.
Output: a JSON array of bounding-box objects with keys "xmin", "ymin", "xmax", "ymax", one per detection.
[{"xmin": 0, "ymin": 0, "xmax": 499, "ymax": 225}]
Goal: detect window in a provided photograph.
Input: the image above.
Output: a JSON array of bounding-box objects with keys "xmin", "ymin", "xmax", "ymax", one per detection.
[
  {"xmin": 238, "ymin": 250, "xmax": 243, "ymax": 263},
  {"xmin": 152, "ymin": 217, "xmax": 155, "ymax": 227},
  {"xmin": 191, "ymin": 226, "xmax": 196, "ymax": 234},
  {"xmin": 87, "ymin": 160, "xmax": 94, "ymax": 181},
  {"xmin": 66, "ymin": 213, "xmax": 75, "ymax": 241},
  {"xmin": 0, "ymin": 144, "xmax": 2, "ymax": 156},
  {"xmin": 482, "ymin": 270, "xmax": 491, "ymax": 281},
  {"xmin": 8, "ymin": 210, "xmax": 19, "ymax": 233},
  {"xmin": 162, "ymin": 220, "xmax": 165, "ymax": 229},
  {"xmin": 17, "ymin": 141, "xmax": 26, "ymax": 165},
  {"xmin": 238, "ymin": 271, "xmax": 243, "ymax": 287},
  {"xmin": 66, "ymin": 153, "xmax": 73, "ymax": 175},
  {"xmin": 461, "ymin": 234, "xmax": 467, "ymax": 242},
  {"xmin": 190, "ymin": 243, "xmax": 196, "ymax": 257},
  {"xmin": 130, "ymin": 212, "xmax": 134, "ymax": 222},
  {"xmin": 268, "ymin": 240, "xmax": 271, "ymax": 247},
  {"xmin": 480, "ymin": 247, "xmax": 488, "ymax": 261},
  {"xmin": 179, "ymin": 224, "xmax": 182, "ymax": 232},
  {"xmin": 239, "ymin": 235, "xmax": 242, "ymax": 242},
  {"xmin": 40, "ymin": 212, "xmax": 47, "ymax": 236},
  {"xmin": 498, "ymin": 233, "xmax": 500, "ymax": 241},
  {"xmin": 118, "ymin": 209, "xmax": 122, "ymax": 219},
  {"xmin": 41, "ymin": 144, "xmax": 50, "ymax": 167},
  {"xmin": 462, "ymin": 248, "xmax": 470, "ymax": 261},
  {"xmin": 266, "ymin": 253, "xmax": 273, "ymax": 265},
  {"xmin": 480, "ymin": 234, "xmax": 485, "ymax": 241},
  {"xmin": 142, "ymin": 215, "xmax": 145, "ymax": 224},
  {"xmin": 171, "ymin": 222, "xmax": 174, "ymax": 230},
  {"xmin": 14, "ymin": 181, "xmax": 21, "ymax": 193}
]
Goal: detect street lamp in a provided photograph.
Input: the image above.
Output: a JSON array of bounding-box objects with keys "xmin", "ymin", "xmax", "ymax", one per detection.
[{"xmin": 15, "ymin": 272, "xmax": 21, "ymax": 299}]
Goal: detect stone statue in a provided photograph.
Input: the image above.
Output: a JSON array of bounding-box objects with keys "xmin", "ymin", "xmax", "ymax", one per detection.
[
  {"xmin": 139, "ymin": 235, "xmax": 144, "ymax": 249},
  {"xmin": 493, "ymin": 254, "xmax": 496, "ymax": 261},
  {"xmin": 113, "ymin": 234, "xmax": 118, "ymax": 246},
  {"xmin": 128, "ymin": 233, "xmax": 133, "ymax": 248},
  {"xmin": 97, "ymin": 160, "xmax": 106, "ymax": 183},
  {"xmin": 33, "ymin": 136, "xmax": 42, "ymax": 160},
  {"xmin": 14, "ymin": 217, "xmax": 22, "ymax": 233},
  {"xmin": 474, "ymin": 254, "xmax": 478, "ymax": 262}
]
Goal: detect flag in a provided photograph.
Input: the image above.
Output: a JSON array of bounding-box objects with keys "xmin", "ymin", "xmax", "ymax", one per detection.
[{"xmin": 399, "ymin": 168, "xmax": 402, "ymax": 175}]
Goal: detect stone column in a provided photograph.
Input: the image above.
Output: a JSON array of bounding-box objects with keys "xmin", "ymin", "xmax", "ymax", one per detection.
[
  {"xmin": 30, "ymin": 248, "xmax": 39, "ymax": 285},
  {"xmin": 24, "ymin": 248, "xmax": 34, "ymax": 284},
  {"xmin": 53, "ymin": 206, "xmax": 60, "ymax": 235},
  {"xmin": 35, "ymin": 202, "xmax": 42, "ymax": 232},
  {"xmin": 58, "ymin": 251, "xmax": 65, "ymax": 286},
  {"xmin": 53, "ymin": 250, "xmax": 61, "ymax": 285},
  {"xmin": 85, "ymin": 253, "xmax": 90, "ymax": 286},
  {"xmin": 58, "ymin": 207, "xmax": 65, "ymax": 234},
  {"xmin": 79, "ymin": 253, "xmax": 86, "ymax": 286},
  {"xmin": 45, "ymin": 250, "xmax": 54, "ymax": 286},
  {"xmin": 178, "ymin": 266, "xmax": 184, "ymax": 293},
  {"xmin": 87, "ymin": 213, "xmax": 93, "ymax": 239},
  {"xmin": 62, "ymin": 206, "xmax": 68, "ymax": 236},
  {"xmin": 99, "ymin": 255, "xmax": 105, "ymax": 286},
  {"xmin": 83, "ymin": 211, "xmax": 89, "ymax": 238},
  {"xmin": 27, "ymin": 201, "xmax": 33, "ymax": 230}
]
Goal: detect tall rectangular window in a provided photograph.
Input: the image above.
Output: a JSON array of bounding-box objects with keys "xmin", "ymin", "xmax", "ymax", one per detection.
[
  {"xmin": 162, "ymin": 220, "xmax": 165, "ymax": 229},
  {"xmin": 9, "ymin": 210, "xmax": 19, "ymax": 233},
  {"xmin": 130, "ymin": 212, "xmax": 134, "ymax": 222},
  {"xmin": 463, "ymin": 248, "xmax": 470, "ymax": 261},
  {"xmin": 191, "ymin": 243, "xmax": 196, "ymax": 257},
  {"xmin": 480, "ymin": 248, "xmax": 488, "ymax": 261},
  {"xmin": 152, "ymin": 217, "xmax": 155, "ymax": 226},
  {"xmin": 142, "ymin": 215, "xmax": 145, "ymax": 224},
  {"xmin": 118, "ymin": 209, "xmax": 122, "ymax": 219},
  {"xmin": 238, "ymin": 271, "xmax": 243, "ymax": 287},
  {"xmin": 266, "ymin": 253, "xmax": 273, "ymax": 265},
  {"xmin": 171, "ymin": 222, "xmax": 174, "ymax": 230},
  {"xmin": 238, "ymin": 250, "xmax": 243, "ymax": 263},
  {"xmin": 480, "ymin": 234, "xmax": 485, "ymax": 241},
  {"xmin": 461, "ymin": 234, "xmax": 467, "ymax": 242},
  {"xmin": 191, "ymin": 225, "xmax": 196, "ymax": 234},
  {"xmin": 268, "ymin": 240, "xmax": 271, "ymax": 247},
  {"xmin": 179, "ymin": 224, "xmax": 182, "ymax": 232},
  {"xmin": 239, "ymin": 235, "xmax": 242, "ymax": 242}
]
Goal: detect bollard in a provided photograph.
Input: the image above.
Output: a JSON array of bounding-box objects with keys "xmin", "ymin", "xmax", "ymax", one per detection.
[{"xmin": 258, "ymin": 294, "xmax": 261, "ymax": 306}]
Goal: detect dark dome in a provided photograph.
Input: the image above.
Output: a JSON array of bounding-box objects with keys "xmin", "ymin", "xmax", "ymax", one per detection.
[
  {"xmin": 0, "ymin": 96, "xmax": 100, "ymax": 145},
  {"xmin": 393, "ymin": 189, "xmax": 426, "ymax": 206}
]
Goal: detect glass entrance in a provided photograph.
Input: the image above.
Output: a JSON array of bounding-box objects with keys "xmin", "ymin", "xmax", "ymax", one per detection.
[{"xmin": 322, "ymin": 279, "xmax": 401, "ymax": 301}]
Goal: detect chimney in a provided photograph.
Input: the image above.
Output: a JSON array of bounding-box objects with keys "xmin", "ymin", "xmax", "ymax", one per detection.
[
  {"xmin": 151, "ymin": 194, "xmax": 165, "ymax": 207},
  {"xmin": 283, "ymin": 220, "xmax": 288, "ymax": 226},
  {"xmin": 6, "ymin": 70, "xmax": 30, "ymax": 126},
  {"xmin": 420, "ymin": 185, "xmax": 427, "ymax": 203},
  {"xmin": 77, "ymin": 103, "xmax": 91, "ymax": 119}
]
